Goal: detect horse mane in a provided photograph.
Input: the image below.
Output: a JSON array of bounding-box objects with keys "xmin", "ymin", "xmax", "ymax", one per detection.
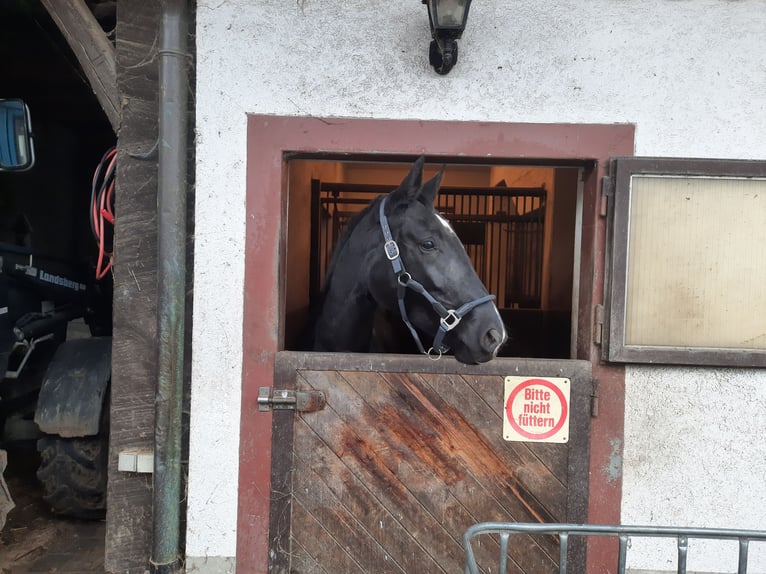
[
  {"xmin": 297, "ymin": 195, "xmax": 384, "ymax": 350},
  {"xmin": 323, "ymin": 195, "xmax": 383, "ymax": 283}
]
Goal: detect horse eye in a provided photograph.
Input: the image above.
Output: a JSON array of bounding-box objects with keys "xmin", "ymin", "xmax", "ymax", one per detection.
[{"xmin": 420, "ymin": 239, "xmax": 436, "ymax": 251}]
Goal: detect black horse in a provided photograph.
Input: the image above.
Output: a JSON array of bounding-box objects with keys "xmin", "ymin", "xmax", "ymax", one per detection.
[{"xmin": 303, "ymin": 157, "xmax": 507, "ymax": 364}]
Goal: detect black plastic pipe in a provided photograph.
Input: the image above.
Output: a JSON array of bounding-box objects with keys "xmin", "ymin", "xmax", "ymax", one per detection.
[{"xmin": 152, "ymin": 1, "xmax": 188, "ymax": 572}]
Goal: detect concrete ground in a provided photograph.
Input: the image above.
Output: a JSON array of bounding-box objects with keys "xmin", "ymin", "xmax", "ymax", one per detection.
[{"xmin": 0, "ymin": 446, "xmax": 104, "ymax": 574}]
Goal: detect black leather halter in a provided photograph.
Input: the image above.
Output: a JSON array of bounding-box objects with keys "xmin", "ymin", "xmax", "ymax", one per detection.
[{"xmin": 378, "ymin": 196, "xmax": 496, "ymax": 359}]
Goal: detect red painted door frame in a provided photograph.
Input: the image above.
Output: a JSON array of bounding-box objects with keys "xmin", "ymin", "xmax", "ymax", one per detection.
[{"xmin": 240, "ymin": 116, "xmax": 635, "ymax": 573}]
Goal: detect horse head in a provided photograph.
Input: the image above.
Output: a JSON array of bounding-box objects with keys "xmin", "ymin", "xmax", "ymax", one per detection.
[{"xmin": 367, "ymin": 157, "xmax": 507, "ymax": 364}]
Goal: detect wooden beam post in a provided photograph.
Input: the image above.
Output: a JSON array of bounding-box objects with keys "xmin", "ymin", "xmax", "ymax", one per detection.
[
  {"xmin": 107, "ymin": 1, "xmax": 162, "ymax": 570},
  {"xmin": 39, "ymin": 0, "xmax": 120, "ymax": 133}
]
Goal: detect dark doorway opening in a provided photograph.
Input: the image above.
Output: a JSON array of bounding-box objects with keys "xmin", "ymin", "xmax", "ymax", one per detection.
[{"xmin": 1, "ymin": 2, "xmax": 114, "ymax": 571}]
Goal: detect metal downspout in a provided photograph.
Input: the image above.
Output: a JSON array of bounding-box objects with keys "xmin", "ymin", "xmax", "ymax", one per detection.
[{"xmin": 153, "ymin": 1, "xmax": 188, "ymax": 572}]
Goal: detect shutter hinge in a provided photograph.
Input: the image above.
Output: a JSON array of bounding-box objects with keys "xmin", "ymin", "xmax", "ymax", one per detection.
[
  {"xmin": 600, "ymin": 175, "xmax": 613, "ymax": 217},
  {"xmin": 591, "ymin": 379, "xmax": 600, "ymax": 418},
  {"xmin": 258, "ymin": 387, "xmax": 326, "ymax": 412},
  {"xmin": 593, "ymin": 303, "xmax": 605, "ymax": 346}
]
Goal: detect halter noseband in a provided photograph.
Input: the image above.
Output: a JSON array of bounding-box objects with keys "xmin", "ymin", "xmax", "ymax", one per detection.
[{"xmin": 378, "ymin": 196, "xmax": 496, "ymax": 359}]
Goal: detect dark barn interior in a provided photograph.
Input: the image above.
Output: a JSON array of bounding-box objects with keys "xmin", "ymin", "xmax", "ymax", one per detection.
[
  {"xmin": 1, "ymin": 2, "xmax": 183, "ymax": 572},
  {"xmin": 0, "ymin": 1, "xmax": 116, "ymax": 261},
  {"xmin": 0, "ymin": 1, "xmax": 116, "ymax": 571}
]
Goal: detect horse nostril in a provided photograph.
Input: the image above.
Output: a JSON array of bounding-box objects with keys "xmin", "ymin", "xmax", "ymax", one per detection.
[{"xmin": 482, "ymin": 328, "xmax": 504, "ymax": 353}]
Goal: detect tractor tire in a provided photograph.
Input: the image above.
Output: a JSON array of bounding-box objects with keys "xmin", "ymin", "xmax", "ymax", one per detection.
[
  {"xmin": 36, "ymin": 433, "xmax": 107, "ymax": 519},
  {"xmin": 0, "ymin": 450, "xmax": 15, "ymax": 530}
]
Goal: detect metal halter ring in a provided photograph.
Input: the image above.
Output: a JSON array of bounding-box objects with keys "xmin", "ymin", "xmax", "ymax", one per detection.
[
  {"xmin": 427, "ymin": 347, "xmax": 443, "ymax": 361},
  {"xmin": 397, "ymin": 272, "xmax": 411, "ymax": 286}
]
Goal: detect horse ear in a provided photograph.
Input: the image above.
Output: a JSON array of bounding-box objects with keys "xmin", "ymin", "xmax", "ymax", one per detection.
[
  {"xmin": 418, "ymin": 167, "xmax": 444, "ymax": 206},
  {"xmin": 388, "ymin": 156, "xmax": 425, "ymax": 208}
]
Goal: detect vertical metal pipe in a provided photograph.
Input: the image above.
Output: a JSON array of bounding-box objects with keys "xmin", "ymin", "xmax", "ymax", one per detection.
[
  {"xmin": 558, "ymin": 533, "xmax": 569, "ymax": 574},
  {"xmin": 617, "ymin": 535, "xmax": 629, "ymax": 574},
  {"xmin": 153, "ymin": 1, "xmax": 188, "ymax": 572},
  {"xmin": 498, "ymin": 532, "xmax": 510, "ymax": 574},
  {"xmin": 677, "ymin": 535, "xmax": 688, "ymax": 574},
  {"xmin": 738, "ymin": 538, "xmax": 749, "ymax": 574}
]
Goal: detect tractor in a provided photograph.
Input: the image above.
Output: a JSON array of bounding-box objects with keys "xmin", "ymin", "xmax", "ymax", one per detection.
[{"xmin": 0, "ymin": 98, "xmax": 113, "ymax": 528}]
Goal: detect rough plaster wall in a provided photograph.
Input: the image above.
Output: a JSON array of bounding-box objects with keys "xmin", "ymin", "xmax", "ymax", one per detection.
[
  {"xmin": 190, "ymin": 0, "xmax": 766, "ymax": 568},
  {"xmin": 623, "ymin": 368, "xmax": 766, "ymax": 572}
]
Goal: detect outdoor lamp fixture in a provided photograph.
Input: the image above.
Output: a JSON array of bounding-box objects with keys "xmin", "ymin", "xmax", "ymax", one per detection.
[{"xmin": 423, "ymin": 0, "xmax": 472, "ymax": 75}]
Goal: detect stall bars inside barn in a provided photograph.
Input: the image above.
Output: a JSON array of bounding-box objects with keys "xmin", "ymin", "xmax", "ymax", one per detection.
[{"xmin": 309, "ymin": 179, "xmax": 547, "ymax": 313}]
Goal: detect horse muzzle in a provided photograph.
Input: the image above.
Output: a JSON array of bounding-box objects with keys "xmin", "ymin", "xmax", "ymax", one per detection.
[
  {"xmin": 450, "ymin": 308, "xmax": 507, "ymax": 364},
  {"xmin": 482, "ymin": 327, "xmax": 506, "ymax": 357}
]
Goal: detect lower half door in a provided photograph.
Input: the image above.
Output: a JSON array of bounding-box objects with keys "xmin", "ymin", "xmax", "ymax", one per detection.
[{"xmin": 268, "ymin": 352, "xmax": 592, "ymax": 574}]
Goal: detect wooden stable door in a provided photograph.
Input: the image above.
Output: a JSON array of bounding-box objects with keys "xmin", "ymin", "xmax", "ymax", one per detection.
[{"xmin": 266, "ymin": 353, "xmax": 591, "ymax": 574}]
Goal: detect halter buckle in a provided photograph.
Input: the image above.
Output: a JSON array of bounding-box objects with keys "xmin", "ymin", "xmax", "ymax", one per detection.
[
  {"xmin": 440, "ymin": 310, "xmax": 461, "ymax": 331},
  {"xmin": 384, "ymin": 240, "xmax": 400, "ymax": 260}
]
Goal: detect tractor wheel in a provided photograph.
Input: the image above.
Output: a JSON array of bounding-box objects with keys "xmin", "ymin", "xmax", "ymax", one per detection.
[
  {"xmin": 0, "ymin": 450, "xmax": 15, "ymax": 530},
  {"xmin": 36, "ymin": 433, "xmax": 107, "ymax": 519}
]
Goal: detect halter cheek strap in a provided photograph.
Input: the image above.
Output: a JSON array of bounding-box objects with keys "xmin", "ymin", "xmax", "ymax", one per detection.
[{"xmin": 378, "ymin": 197, "xmax": 495, "ymax": 358}]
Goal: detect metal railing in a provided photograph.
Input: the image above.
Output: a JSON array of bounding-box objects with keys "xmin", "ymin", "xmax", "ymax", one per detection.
[{"xmin": 464, "ymin": 522, "xmax": 766, "ymax": 574}]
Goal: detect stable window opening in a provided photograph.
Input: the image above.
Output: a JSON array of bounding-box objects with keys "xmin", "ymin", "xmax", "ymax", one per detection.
[{"xmin": 283, "ymin": 157, "xmax": 582, "ymax": 360}]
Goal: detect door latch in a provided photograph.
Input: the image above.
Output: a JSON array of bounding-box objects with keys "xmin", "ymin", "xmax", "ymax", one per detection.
[{"xmin": 258, "ymin": 387, "xmax": 326, "ymax": 412}]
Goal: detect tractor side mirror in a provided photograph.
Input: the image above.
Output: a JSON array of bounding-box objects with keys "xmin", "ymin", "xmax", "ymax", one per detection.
[{"xmin": 0, "ymin": 99, "xmax": 35, "ymax": 172}]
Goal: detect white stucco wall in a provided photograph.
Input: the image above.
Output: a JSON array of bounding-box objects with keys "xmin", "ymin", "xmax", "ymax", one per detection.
[
  {"xmin": 191, "ymin": 1, "xmax": 766, "ymax": 572},
  {"xmin": 623, "ymin": 367, "xmax": 766, "ymax": 572}
]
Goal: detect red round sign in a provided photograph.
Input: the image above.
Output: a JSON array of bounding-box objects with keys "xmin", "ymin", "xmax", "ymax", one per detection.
[{"xmin": 505, "ymin": 378, "xmax": 568, "ymax": 440}]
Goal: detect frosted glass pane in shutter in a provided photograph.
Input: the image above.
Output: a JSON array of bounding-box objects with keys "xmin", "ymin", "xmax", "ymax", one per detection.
[{"xmin": 625, "ymin": 176, "xmax": 766, "ymax": 349}]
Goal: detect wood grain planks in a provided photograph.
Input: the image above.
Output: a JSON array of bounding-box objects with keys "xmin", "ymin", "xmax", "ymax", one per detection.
[{"xmin": 268, "ymin": 354, "xmax": 588, "ymax": 573}]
